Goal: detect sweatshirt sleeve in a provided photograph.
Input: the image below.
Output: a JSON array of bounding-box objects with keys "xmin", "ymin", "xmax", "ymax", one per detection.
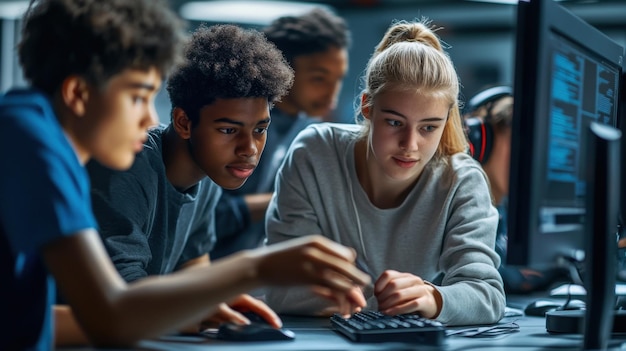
[
  {"xmin": 434, "ymin": 160, "xmax": 506, "ymax": 325},
  {"xmin": 264, "ymin": 128, "xmax": 338, "ymax": 314}
]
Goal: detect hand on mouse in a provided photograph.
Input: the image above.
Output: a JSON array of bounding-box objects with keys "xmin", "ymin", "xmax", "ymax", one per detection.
[{"xmin": 200, "ymin": 294, "xmax": 282, "ymax": 329}]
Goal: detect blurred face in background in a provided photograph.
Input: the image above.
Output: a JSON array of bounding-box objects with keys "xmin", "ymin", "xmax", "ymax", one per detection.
[
  {"xmin": 276, "ymin": 46, "xmax": 348, "ymax": 120},
  {"xmin": 78, "ymin": 67, "xmax": 160, "ymax": 170}
]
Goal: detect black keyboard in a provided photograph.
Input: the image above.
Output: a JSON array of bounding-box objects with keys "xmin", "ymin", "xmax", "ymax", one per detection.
[{"xmin": 330, "ymin": 311, "xmax": 446, "ymax": 345}]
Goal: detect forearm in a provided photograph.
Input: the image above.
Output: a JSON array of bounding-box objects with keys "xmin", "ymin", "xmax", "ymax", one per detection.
[
  {"xmin": 46, "ymin": 233, "xmax": 263, "ymax": 347},
  {"xmin": 48, "ymin": 231, "xmax": 369, "ymax": 347},
  {"xmin": 178, "ymin": 254, "xmax": 210, "ymax": 270},
  {"xmin": 435, "ymin": 278, "xmax": 505, "ymax": 325},
  {"xmin": 266, "ymin": 286, "xmax": 332, "ymax": 316},
  {"xmin": 244, "ymin": 193, "xmax": 273, "ymax": 222},
  {"xmin": 103, "ymin": 252, "xmax": 261, "ymax": 343}
]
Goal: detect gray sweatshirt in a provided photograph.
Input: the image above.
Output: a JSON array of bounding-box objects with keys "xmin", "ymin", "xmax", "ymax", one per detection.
[{"xmin": 265, "ymin": 123, "xmax": 505, "ymax": 326}]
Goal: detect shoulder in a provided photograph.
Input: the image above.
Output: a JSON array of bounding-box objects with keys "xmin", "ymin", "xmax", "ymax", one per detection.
[
  {"xmin": 0, "ymin": 89, "xmax": 79, "ymax": 169},
  {"xmin": 89, "ymin": 126, "xmax": 166, "ymax": 190},
  {"xmin": 287, "ymin": 123, "xmax": 361, "ymax": 166},
  {"xmin": 129, "ymin": 125, "xmax": 167, "ymax": 172},
  {"xmin": 293, "ymin": 123, "xmax": 361, "ymax": 148},
  {"xmin": 0, "ymin": 89, "xmax": 51, "ymax": 115},
  {"xmin": 0, "ymin": 89, "xmax": 58, "ymax": 138},
  {"xmin": 429, "ymin": 153, "xmax": 489, "ymax": 186},
  {"xmin": 449, "ymin": 153, "xmax": 486, "ymax": 175}
]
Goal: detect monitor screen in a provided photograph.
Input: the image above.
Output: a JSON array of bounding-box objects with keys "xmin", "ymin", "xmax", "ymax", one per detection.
[{"xmin": 507, "ymin": 0, "xmax": 623, "ymax": 269}]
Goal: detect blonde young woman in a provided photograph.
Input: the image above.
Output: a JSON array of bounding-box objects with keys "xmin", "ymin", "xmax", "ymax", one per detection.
[{"xmin": 265, "ymin": 19, "xmax": 505, "ymax": 326}]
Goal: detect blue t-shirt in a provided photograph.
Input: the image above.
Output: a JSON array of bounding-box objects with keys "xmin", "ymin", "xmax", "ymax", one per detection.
[{"xmin": 0, "ymin": 89, "xmax": 97, "ymax": 350}]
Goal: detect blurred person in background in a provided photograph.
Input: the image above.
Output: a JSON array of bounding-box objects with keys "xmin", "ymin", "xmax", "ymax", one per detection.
[{"xmin": 463, "ymin": 85, "xmax": 570, "ymax": 294}]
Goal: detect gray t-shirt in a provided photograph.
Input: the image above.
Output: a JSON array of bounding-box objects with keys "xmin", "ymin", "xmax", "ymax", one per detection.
[
  {"xmin": 265, "ymin": 123, "xmax": 505, "ymax": 326},
  {"xmin": 88, "ymin": 125, "xmax": 220, "ymax": 282}
]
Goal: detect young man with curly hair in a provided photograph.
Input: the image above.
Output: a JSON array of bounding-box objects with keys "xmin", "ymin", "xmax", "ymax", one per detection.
[
  {"xmin": 0, "ymin": 2, "xmax": 369, "ymax": 349},
  {"xmin": 212, "ymin": 7, "xmax": 351, "ymax": 260},
  {"xmin": 86, "ymin": 23, "xmax": 359, "ymax": 333}
]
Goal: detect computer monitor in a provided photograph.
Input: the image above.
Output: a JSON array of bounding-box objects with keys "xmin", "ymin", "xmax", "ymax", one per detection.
[{"xmin": 506, "ymin": 0, "xmax": 624, "ymax": 269}]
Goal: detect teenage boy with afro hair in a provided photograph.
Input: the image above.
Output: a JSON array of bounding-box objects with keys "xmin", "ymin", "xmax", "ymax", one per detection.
[
  {"xmin": 85, "ymin": 22, "xmax": 366, "ymax": 337},
  {"xmin": 212, "ymin": 7, "xmax": 352, "ymax": 260},
  {"xmin": 0, "ymin": 1, "xmax": 369, "ymax": 349}
]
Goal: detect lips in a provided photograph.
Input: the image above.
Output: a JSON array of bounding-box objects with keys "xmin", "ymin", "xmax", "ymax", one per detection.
[
  {"xmin": 134, "ymin": 138, "xmax": 146, "ymax": 152},
  {"xmin": 313, "ymin": 101, "xmax": 335, "ymax": 115},
  {"xmin": 227, "ymin": 163, "xmax": 256, "ymax": 179},
  {"xmin": 392, "ymin": 156, "xmax": 418, "ymax": 169}
]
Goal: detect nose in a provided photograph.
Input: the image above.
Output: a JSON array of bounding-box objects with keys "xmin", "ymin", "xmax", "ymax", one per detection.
[
  {"xmin": 400, "ymin": 129, "xmax": 419, "ymax": 152},
  {"xmin": 143, "ymin": 104, "xmax": 159, "ymax": 129},
  {"xmin": 236, "ymin": 132, "xmax": 259, "ymax": 158},
  {"xmin": 330, "ymin": 79, "xmax": 343, "ymax": 98},
  {"xmin": 327, "ymin": 80, "xmax": 343, "ymax": 105}
]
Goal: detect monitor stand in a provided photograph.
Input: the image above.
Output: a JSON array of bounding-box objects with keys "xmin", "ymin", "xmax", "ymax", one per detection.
[
  {"xmin": 546, "ymin": 310, "xmax": 626, "ymax": 334},
  {"xmin": 580, "ymin": 123, "xmax": 621, "ymax": 350}
]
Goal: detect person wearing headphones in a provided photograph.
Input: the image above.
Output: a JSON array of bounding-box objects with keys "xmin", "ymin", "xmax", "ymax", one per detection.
[{"xmin": 463, "ymin": 85, "xmax": 570, "ymax": 294}]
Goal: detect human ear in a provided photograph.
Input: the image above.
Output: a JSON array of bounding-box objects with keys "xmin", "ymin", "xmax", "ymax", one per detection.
[
  {"xmin": 171, "ymin": 107, "xmax": 192, "ymax": 140},
  {"xmin": 360, "ymin": 93, "xmax": 371, "ymax": 121},
  {"xmin": 60, "ymin": 76, "xmax": 89, "ymax": 117}
]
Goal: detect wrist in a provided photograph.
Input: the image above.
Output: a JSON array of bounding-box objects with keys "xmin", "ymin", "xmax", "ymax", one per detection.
[{"xmin": 424, "ymin": 281, "xmax": 443, "ymax": 319}]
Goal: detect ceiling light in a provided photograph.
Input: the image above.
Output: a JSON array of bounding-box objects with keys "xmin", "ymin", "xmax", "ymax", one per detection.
[
  {"xmin": 465, "ymin": 0, "xmax": 517, "ymax": 3},
  {"xmin": 0, "ymin": 1, "xmax": 30, "ymax": 20},
  {"xmin": 465, "ymin": 0, "xmax": 571, "ymax": 3},
  {"xmin": 180, "ymin": 1, "xmax": 331, "ymax": 25}
]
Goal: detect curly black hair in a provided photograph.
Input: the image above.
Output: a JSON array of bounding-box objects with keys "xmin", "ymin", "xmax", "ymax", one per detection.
[
  {"xmin": 18, "ymin": 0, "xmax": 186, "ymax": 95},
  {"xmin": 263, "ymin": 7, "xmax": 351, "ymax": 65},
  {"xmin": 166, "ymin": 24, "xmax": 294, "ymax": 126}
]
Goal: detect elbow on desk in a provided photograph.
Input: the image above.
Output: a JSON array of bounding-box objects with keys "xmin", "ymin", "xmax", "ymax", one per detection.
[
  {"xmin": 74, "ymin": 303, "xmax": 169, "ymax": 348},
  {"xmin": 80, "ymin": 318, "xmax": 148, "ymax": 348},
  {"xmin": 435, "ymin": 282, "xmax": 506, "ymax": 326}
]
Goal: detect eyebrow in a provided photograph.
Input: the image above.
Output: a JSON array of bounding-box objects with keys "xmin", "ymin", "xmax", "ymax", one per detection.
[
  {"xmin": 380, "ymin": 109, "xmax": 446, "ymax": 122},
  {"xmin": 213, "ymin": 117, "xmax": 271, "ymax": 126},
  {"xmin": 126, "ymin": 82, "xmax": 159, "ymax": 92}
]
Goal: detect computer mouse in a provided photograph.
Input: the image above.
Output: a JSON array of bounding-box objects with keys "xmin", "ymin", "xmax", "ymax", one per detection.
[
  {"xmin": 524, "ymin": 299, "xmax": 561, "ymax": 316},
  {"xmin": 524, "ymin": 298, "xmax": 586, "ymax": 316},
  {"xmin": 216, "ymin": 322, "xmax": 296, "ymax": 342},
  {"xmin": 560, "ymin": 299, "xmax": 586, "ymax": 311}
]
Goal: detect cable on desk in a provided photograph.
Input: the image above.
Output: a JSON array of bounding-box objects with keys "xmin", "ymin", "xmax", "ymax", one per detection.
[{"xmin": 446, "ymin": 321, "xmax": 520, "ymax": 338}]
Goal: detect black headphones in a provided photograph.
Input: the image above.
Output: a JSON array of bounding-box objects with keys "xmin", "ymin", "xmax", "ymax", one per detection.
[{"xmin": 464, "ymin": 86, "xmax": 513, "ymax": 164}]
